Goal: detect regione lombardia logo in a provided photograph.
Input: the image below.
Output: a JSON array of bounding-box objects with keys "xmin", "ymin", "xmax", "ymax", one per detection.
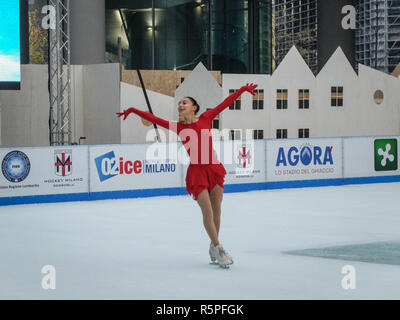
[
  {"xmin": 374, "ymin": 139, "xmax": 398, "ymax": 171},
  {"xmin": 1, "ymin": 150, "xmax": 31, "ymax": 183}
]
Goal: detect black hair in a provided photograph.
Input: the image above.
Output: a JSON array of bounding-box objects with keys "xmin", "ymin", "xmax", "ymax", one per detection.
[{"xmin": 185, "ymin": 97, "xmax": 200, "ymax": 115}]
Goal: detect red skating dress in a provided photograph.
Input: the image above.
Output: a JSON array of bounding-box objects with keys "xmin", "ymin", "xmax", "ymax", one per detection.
[{"xmin": 122, "ymin": 88, "xmax": 247, "ymax": 200}]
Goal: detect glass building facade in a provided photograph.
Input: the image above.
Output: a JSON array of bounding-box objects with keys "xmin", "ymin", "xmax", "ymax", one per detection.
[
  {"xmin": 273, "ymin": 0, "xmax": 318, "ymax": 74},
  {"xmin": 28, "ymin": 0, "xmax": 49, "ymax": 64},
  {"xmin": 356, "ymin": 0, "xmax": 400, "ymax": 74},
  {"xmin": 106, "ymin": 0, "xmax": 273, "ymax": 74}
]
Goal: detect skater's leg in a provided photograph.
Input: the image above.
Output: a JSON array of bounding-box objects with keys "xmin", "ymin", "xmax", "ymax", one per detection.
[
  {"xmin": 209, "ymin": 184, "xmax": 223, "ymax": 236},
  {"xmin": 210, "ymin": 184, "xmax": 233, "ymax": 264},
  {"xmin": 196, "ymin": 189, "xmax": 219, "ymax": 246}
]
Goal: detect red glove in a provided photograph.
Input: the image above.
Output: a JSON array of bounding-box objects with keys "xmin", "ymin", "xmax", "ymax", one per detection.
[
  {"xmin": 241, "ymin": 83, "xmax": 258, "ymax": 96},
  {"xmin": 116, "ymin": 108, "xmax": 134, "ymax": 120}
]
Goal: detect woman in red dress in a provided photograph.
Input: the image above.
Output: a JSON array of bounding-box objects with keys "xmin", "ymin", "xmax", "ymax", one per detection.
[{"xmin": 117, "ymin": 83, "xmax": 258, "ymax": 268}]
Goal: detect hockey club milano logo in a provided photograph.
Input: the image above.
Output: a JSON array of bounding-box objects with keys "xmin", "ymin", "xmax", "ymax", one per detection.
[
  {"xmin": 237, "ymin": 145, "xmax": 252, "ymax": 169},
  {"xmin": 54, "ymin": 150, "xmax": 72, "ymax": 177},
  {"xmin": 235, "ymin": 143, "xmax": 254, "ymax": 176}
]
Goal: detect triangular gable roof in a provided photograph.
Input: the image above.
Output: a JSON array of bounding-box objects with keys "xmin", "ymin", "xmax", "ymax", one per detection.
[
  {"xmin": 316, "ymin": 46, "xmax": 357, "ymax": 79},
  {"xmin": 174, "ymin": 62, "xmax": 222, "ymax": 112},
  {"xmin": 392, "ymin": 63, "xmax": 400, "ymax": 77},
  {"xmin": 272, "ymin": 45, "xmax": 315, "ymax": 79},
  {"xmin": 358, "ymin": 63, "xmax": 399, "ymax": 81}
]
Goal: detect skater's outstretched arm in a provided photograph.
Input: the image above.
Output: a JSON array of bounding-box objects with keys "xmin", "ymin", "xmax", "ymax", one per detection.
[
  {"xmin": 203, "ymin": 83, "xmax": 258, "ymax": 121},
  {"xmin": 116, "ymin": 107, "xmax": 179, "ymax": 133}
]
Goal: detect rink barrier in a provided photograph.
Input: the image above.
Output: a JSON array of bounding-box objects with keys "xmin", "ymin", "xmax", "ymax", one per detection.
[
  {"xmin": 342, "ymin": 175, "xmax": 400, "ymax": 185},
  {"xmin": 1, "ymin": 175, "xmax": 400, "ymax": 206},
  {"xmin": 0, "ymin": 135, "xmax": 399, "ymax": 206},
  {"xmin": 89, "ymin": 187, "xmax": 188, "ymax": 201},
  {"xmin": 0, "ymin": 193, "xmax": 90, "ymax": 206}
]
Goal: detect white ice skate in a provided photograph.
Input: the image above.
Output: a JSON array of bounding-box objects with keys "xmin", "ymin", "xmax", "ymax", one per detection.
[
  {"xmin": 210, "ymin": 242, "xmax": 233, "ymax": 265},
  {"xmin": 209, "ymin": 243, "xmax": 218, "ymax": 265},
  {"xmin": 210, "ymin": 244, "xmax": 233, "ymax": 268}
]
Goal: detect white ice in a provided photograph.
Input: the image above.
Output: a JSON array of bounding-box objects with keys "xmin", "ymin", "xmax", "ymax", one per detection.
[{"xmin": 1, "ymin": 182, "xmax": 400, "ymax": 300}]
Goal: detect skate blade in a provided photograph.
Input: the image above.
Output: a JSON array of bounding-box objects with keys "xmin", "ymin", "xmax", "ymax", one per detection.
[{"xmin": 210, "ymin": 261, "xmax": 231, "ymax": 269}]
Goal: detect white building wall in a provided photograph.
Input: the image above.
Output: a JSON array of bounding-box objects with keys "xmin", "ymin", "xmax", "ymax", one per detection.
[
  {"xmin": 175, "ymin": 62, "xmax": 222, "ymax": 122},
  {"xmin": 357, "ymin": 64, "xmax": 400, "ymax": 137},
  {"xmin": 70, "ymin": 65, "xmax": 85, "ymax": 145},
  {"xmin": 222, "ymin": 46, "xmax": 400, "ymax": 140},
  {"xmin": 221, "ymin": 74, "xmax": 270, "ymax": 139},
  {"xmin": 120, "ymin": 82, "xmax": 177, "ymax": 144},
  {"xmin": 0, "ymin": 65, "xmax": 49, "ymax": 147},
  {"xmin": 0, "ymin": 63, "xmax": 121, "ymax": 147},
  {"xmin": 1, "ymin": 50, "xmax": 399, "ymax": 147},
  {"xmin": 270, "ymin": 46, "xmax": 316, "ymax": 139},
  {"xmin": 315, "ymin": 47, "xmax": 360, "ymax": 137},
  {"xmin": 82, "ymin": 63, "xmax": 121, "ymax": 145}
]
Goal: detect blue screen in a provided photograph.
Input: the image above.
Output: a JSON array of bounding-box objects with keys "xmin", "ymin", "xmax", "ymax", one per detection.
[{"xmin": 0, "ymin": 0, "xmax": 21, "ymax": 83}]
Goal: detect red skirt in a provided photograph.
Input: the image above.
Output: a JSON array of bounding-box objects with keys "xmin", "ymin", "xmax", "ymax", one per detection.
[{"xmin": 185, "ymin": 163, "xmax": 227, "ymax": 200}]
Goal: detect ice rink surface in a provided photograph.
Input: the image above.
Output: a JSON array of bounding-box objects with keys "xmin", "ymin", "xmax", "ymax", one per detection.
[{"xmin": 1, "ymin": 182, "xmax": 400, "ymax": 300}]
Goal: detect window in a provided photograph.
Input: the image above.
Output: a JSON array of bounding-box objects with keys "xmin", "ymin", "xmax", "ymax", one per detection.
[
  {"xmin": 298, "ymin": 128, "xmax": 310, "ymax": 138},
  {"xmin": 298, "ymin": 89, "xmax": 310, "ymax": 109},
  {"xmin": 276, "ymin": 129, "xmax": 288, "ymax": 139},
  {"xmin": 253, "ymin": 130, "xmax": 264, "ymax": 140},
  {"xmin": 229, "ymin": 89, "xmax": 241, "ymax": 110},
  {"xmin": 212, "ymin": 119, "xmax": 220, "ymax": 129},
  {"xmin": 207, "ymin": 108, "xmax": 220, "ymax": 129},
  {"xmin": 177, "ymin": 77, "xmax": 185, "ymax": 88},
  {"xmin": 331, "ymin": 86, "xmax": 343, "ymax": 107},
  {"xmin": 230, "ymin": 129, "xmax": 241, "ymax": 140},
  {"xmin": 374, "ymin": 90, "xmax": 384, "ymax": 105},
  {"xmin": 277, "ymin": 89, "xmax": 288, "ymax": 109},
  {"xmin": 252, "ymin": 89, "xmax": 264, "ymax": 110}
]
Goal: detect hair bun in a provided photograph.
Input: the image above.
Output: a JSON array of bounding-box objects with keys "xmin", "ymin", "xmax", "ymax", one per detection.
[{"xmin": 185, "ymin": 96, "xmax": 200, "ymax": 115}]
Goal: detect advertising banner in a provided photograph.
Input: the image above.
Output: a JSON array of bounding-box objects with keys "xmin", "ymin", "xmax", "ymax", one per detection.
[
  {"xmin": 179, "ymin": 139, "xmax": 266, "ymax": 185},
  {"xmin": 89, "ymin": 143, "xmax": 183, "ymax": 193},
  {"xmin": 266, "ymin": 138, "xmax": 342, "ymax": 182},
  {"xmin": 219, "ymin": 139, "xmax": 266, "ymax": 184},
  {"xmin": 343, "ymin": 136, "xmax": 400, "ymax": 178},
  {"xmin": 0, "ymin": 0, "xmax": 21, "ymax": 89},
  {"xmin": 1, "ymin": 136, "xmax": 398, "ymax": 206},
  {"xmin": 0, "ymin": 146, "xmax": 89, "ymax": 198}
]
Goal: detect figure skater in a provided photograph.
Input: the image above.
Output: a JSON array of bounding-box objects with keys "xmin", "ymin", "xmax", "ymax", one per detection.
[{"xmin": 117, "ymin": 83, "xmax": 258, "ymax": 268}]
